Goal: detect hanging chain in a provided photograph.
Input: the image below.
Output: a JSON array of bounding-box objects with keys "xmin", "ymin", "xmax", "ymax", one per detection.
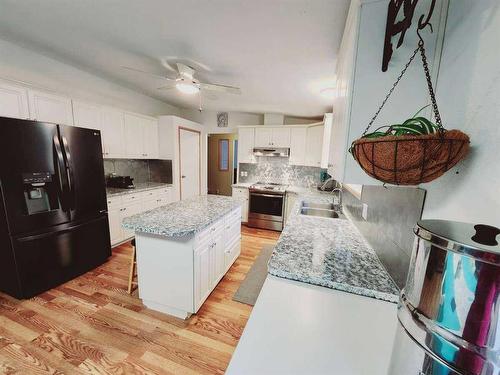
[
  {"xmin": 362, "ymin": 39, "xmax": 444, "ymax": 136},
  {"xmin": 362, "ymin": 44, "xmax": 420, "ymax": 136},
  {"xmin": 419, "ymin": 40, "xmax": 443, "ymax": 130}
]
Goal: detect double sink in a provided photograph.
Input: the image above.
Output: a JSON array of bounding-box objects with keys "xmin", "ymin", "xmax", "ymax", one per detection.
[{"xmin": 300, "ymin": 201, "xmax": 341, "ymax": 219}]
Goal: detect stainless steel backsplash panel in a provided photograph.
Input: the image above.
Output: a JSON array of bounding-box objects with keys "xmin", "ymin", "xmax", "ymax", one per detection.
[{"xmin": 343, "ymin": 185, "xmax": 426, "ymax": 288}]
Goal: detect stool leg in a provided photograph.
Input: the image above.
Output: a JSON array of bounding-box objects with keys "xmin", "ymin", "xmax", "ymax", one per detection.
[{"xmin": 127, "ymin": 245, "xmax": 136, "ymax": 294}]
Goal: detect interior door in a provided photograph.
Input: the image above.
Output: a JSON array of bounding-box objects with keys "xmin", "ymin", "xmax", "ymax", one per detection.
[
  {"xmin": 179, "ymin": 128, "xmax": 200, "ymax": 200},
  {"xmin": 58, "ymin": 124, "xmax": 107, "ymax": 222},
  {"xmin": 0, "ymin": 117, "xmax": 70, "ymax": 235},
  {"xmin": 208, "ymin": 134, "xmax": 236, "ymax": 196}
]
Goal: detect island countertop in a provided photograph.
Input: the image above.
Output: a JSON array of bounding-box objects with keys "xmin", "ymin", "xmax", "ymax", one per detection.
[{"xmin": 122, "ymin": 194, "xmax": 242, "ymax": 237}]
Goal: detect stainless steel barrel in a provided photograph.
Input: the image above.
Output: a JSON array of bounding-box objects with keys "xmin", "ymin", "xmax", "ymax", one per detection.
[{"xmin": 389, "ymin": 220, "xmax": 500, "ymax": 375}]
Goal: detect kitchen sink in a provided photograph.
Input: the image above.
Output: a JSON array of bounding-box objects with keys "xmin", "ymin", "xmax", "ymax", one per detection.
[
  {"xmin": 301, "ymin": 202, "xmax": 335, "ymax": 210},
  {"xmin": 300, "ymin": 208, "xmax": 339, "ymax": 218}
]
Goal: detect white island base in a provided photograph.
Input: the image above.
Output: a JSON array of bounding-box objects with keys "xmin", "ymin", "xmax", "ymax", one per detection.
[{"xmin": 134, "ymin": 207, "xmax": 242, "ymax": 319}]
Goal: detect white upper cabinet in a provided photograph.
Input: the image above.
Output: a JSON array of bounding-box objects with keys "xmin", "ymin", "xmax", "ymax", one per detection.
[
  {"xmin": 123, "ymin": 112, "xmax": 159, "ymax": 159},
  {"xmin": 101, "ymin": 108, "xmax": 125, "ymax": 158},
  {"xmin": 238, "ymin": 127, "xmax": 256, "ymax": 163},
  {"xmin": 321, "ymin": 113, "xmax": 334, "ymax": 169},
  {"xmin": 254, "ymin": 127, "xmax": 273, "ymax": 147},
  {"xmin": 254, "ymin": 127, "xmax": 290, "ymax": 147},
  {"xmin": 28, "ymin": 89, "xmax": 74, "ymax": 125},
  {"xmin": 124, "ymin": 113, "xmax": 145, "ymax": 158},
  {"xmin": 0, "ymin": 82, "xmax": 29, "ymax": 119},
  {"xmin": 72, "ymin": 100, "xmax": 102, "ymax": 130},
  {"xmin": 143, "ymin": 117, "xmax": 159, "ymax": 159},
  {"xmin": 289, "ymin": 127, "xmax": 307, "ymax": 166},
  {"xmin": 305, "ymin": 125, "xmax": 324, "ymax": 167},
  {"xmin": 271, "ymin": 128, "xmax": 291, "ymax": 147}
]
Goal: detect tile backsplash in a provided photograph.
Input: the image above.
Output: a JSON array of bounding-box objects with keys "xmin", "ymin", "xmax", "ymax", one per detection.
[
  {"xmin": 238, "ymin": 157, "xmax": 324, "ymax": 187},
  {"xmin": 343, "ymin": 185, "xmax": 426, "ymax": 288},
  {"xmin": 103, "ymin": 159, "xmax": 172, "ymax": 184}
]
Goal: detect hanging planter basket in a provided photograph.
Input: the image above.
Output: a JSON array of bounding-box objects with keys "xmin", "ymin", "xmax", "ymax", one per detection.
[
  {"xmin": 350, "ymin": 38, "xmax": 470, "ymax": 185},
  {"xmin": 351, "ymin": 130, "xmax": 469, "ymax": 185}
]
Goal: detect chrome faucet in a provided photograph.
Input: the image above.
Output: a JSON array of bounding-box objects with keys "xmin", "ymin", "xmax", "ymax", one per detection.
[{"xmin": 331, "ymin": 188, "xmax": 342, "ymax": 212}]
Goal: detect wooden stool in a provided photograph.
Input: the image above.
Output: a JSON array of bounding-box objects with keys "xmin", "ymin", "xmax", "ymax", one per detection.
[{"xmin": 127, "ymin": 238, "xmax": 138, "ymax": 294}]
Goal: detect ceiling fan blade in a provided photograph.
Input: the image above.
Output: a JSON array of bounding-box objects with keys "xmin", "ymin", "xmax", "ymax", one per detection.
[
  {"xmin": 157, "ymin": 85, "xmax": 176, "ymax": 90},
  {"xmin": 199, "ymin": 82, "xmax": 241, "ymax": 95},
  {"xmin": 122, "ymin": 66, "xmax": 176, "ymax": 80},
  {"xmin": 176, "ymin": 63, "xmax": 196, "ymax": 79}
]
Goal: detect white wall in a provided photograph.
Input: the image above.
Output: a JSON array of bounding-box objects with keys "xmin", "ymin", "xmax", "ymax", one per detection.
[
  {"xmin": 422, "ymin": 0, "xmax": 500, "ymax": 227},
  {"xmin": 0, "ymin": 38, "xmax": 180, "ymax": 116},
  {"xmin": 180, "ymin": 109, "xmax": 320, "ymax": 134}
]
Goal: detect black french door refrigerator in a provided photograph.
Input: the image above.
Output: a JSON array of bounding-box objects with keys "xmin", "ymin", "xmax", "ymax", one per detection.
[{"xmin": 0, "ymin": 116, "xmax": 111, "ymax": 299}]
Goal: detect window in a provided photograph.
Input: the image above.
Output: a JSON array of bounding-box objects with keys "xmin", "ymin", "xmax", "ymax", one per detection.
[{"xmin": 218, "ymin": 139, "xmax": 229, "ymax": 171}]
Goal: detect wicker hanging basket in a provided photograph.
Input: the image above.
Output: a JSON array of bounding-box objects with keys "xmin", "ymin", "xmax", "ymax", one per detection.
[
  {"xmin": 351, "ymin": 130, "xmax": 469, "ymax": 185},
  {"xmin": 350, "ymin": 37, "xmax": 470, "ymax": 186}
]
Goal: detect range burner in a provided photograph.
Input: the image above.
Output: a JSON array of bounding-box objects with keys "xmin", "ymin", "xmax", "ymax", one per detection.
[{"xmin": 249, "ymin": 182, "xmax": 287, "ymax": 194}]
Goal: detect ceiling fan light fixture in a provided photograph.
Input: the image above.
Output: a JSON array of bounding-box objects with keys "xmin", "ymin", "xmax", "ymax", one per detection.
[{"xmin": 176, "ymin": 82, "xmax": 199, "ymax": 94}]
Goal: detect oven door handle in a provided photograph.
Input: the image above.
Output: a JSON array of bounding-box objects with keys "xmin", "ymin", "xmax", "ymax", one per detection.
[{"xmin": 250, "ymin": 193, "xmax": 283, "ymax": 198}]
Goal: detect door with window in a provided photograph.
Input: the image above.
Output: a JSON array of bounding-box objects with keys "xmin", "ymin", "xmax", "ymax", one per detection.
[{"xmin": 208, "ymin": 133, "xmax": 236, "ymax": 196}]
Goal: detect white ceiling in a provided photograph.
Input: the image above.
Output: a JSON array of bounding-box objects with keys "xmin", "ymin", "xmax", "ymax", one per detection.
[{"xmin": 0, "ymin": 0, "xmax": 349, "ymax": 117}]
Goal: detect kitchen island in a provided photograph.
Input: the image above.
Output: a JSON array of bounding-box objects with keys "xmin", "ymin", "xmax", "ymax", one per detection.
[{"xmin": 122, "ymin": 195, "xmax": 242, "ymax": 319}]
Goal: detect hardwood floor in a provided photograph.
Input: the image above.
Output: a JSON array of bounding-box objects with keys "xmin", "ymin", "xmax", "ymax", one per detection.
[{"xmin": 0, "ymin": 226, "xmax": 280, "ymax": 374}]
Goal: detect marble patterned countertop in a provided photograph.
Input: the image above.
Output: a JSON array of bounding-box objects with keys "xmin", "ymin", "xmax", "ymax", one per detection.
[
  {"xmin": 106, "ymin": 182, "xmax": 172, "ymax": 197},
  {"xmin": 122, "ymin": 194, "xmax": 242, "ymax": 238},
  {"xmin": 268, "ymin": 191, "xmax": 400, "ymax": 303}
]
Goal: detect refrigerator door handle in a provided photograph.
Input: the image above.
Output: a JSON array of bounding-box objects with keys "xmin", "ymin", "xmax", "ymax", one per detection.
[
  {"xmin": 53, "ymin": 134, "xmax": 69, "ymax": 210},
  {"xmin": 61, "ymin": 135, "xmax": 75, "ymax": 209}
]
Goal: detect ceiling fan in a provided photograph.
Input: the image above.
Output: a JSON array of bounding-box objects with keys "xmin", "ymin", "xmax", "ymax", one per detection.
[{"xmin": 122, "ymin": 62, "xmax": 241, "ymax": 111}]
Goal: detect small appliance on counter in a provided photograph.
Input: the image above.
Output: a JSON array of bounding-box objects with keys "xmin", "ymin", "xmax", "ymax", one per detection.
[
  {"xmin": 106, "ymin": 174, "xmax": 135, "ymax": 189},
  {"xmin": 389, "ymin": 220, "xmax": 500, "ymax": 375}
]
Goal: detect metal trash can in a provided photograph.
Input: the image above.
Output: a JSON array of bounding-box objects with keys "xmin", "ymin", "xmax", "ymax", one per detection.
[{"xmin": 389, "ymin": 220, "xmax": 500, "ymax": 375}]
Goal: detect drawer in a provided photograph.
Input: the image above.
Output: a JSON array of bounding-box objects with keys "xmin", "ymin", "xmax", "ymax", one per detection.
[
  {"xmin": 156, "ymin": 186, "xmax": 172, "ymax": 195},
  {"xmin": 232, "ymin": 187, "xmax": 248, "ymax": 198},
  {"xmin": 195, "ymin": 218, "xmax": 224, "ymax": 248},
  {"xmin": 121, "ymin": 193, "xmax": 142, "ymax": 204},
  {"xmin": 140, "ymin": 189, "xmax": 160, "ymax": 201},
  {"xmin": 107, "ymin": 196, "xmax": 122, "ymax": 209},
  {"xmin": 225, "ymin": 207, "xmax": 242, "ymax": 225}
]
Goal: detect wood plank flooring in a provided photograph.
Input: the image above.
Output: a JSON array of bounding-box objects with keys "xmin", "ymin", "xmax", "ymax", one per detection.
[{"xmin": 0, "ymin": 226, "xmax": 280, "ymax": 374}]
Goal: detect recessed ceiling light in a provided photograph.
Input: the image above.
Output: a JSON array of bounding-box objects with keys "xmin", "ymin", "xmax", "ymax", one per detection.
[
  {"xmin": 320, "ymin": 87, "xmax": 336, "ymax": 99},
  {"xmin": 176, "ymin": 82, "xmax": 199, "ymax": 94}
]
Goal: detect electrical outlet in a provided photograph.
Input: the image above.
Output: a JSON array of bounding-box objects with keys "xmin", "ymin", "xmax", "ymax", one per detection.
[{"xmin": 362, "ymin": 203, "xmax": 368, "ymax": 220}]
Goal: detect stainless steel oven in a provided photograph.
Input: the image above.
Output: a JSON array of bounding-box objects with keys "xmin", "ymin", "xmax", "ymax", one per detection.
[{"xmin": 248, "ymin": 188, "xmax": 285, "ymax": 231}]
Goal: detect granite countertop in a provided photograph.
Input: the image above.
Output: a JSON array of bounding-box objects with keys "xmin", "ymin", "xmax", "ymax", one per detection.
[
  {"xmin": 268, "ymin": 192, "xmax": 400, "ymax": 303},
  {"xmin": 106, "ymin": 182, "xmax": 173, "ymax": 197},
  {"xmin": 231, "ymin": 182, "xmax": 253, "ymax": 189},
  {"xmin": 122, "ymin": 194, "xmax": 242, "ymax": 237}
]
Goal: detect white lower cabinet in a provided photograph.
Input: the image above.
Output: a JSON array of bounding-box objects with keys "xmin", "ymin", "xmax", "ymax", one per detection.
[
  {"xmin": 232, "ymin": 187, "xmax": 249, "ymax": 222},
  {"xmin": 106, "ymin": 185, "xmax": 176, "ymax": 246},
  {"xmin": 137, "ymin": 206, "xmax": 242, "ymax": 319}
]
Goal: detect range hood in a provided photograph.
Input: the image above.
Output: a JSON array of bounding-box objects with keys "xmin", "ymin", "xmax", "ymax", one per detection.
[{"xmin": 253, "ymin": 147, "xmax": 290, "ymax": 157}]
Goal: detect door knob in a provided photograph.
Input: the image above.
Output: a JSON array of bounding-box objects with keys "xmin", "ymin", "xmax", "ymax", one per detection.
[{"xmin": 181, "ymin": 175, "xmax": 186, "ymax": 178}]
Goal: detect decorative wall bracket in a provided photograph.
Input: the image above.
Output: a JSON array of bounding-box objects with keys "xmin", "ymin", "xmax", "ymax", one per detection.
[{"xmin": 382, "ymin": 0, "xmax": 436, "ymax": 72}]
